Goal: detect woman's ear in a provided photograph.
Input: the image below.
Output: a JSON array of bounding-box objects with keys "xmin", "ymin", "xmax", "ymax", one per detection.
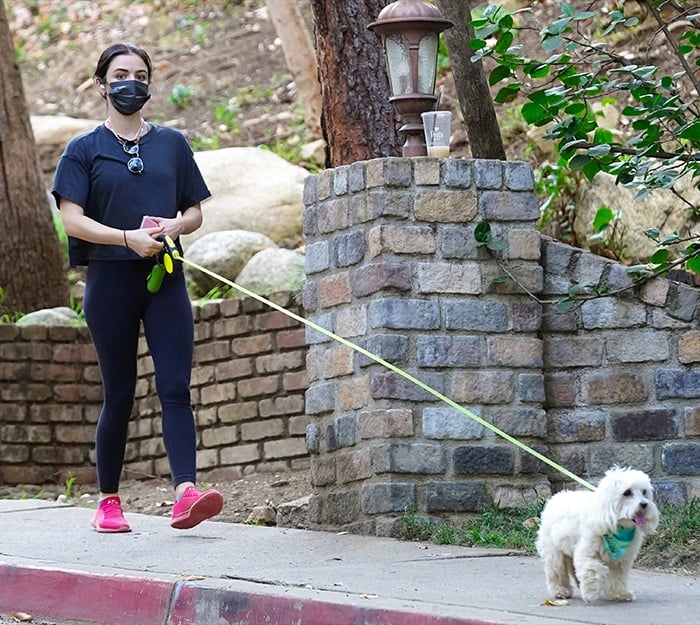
[{"xmin": 95, "ymin": 78, "xmax": 106, "ymax": 97}]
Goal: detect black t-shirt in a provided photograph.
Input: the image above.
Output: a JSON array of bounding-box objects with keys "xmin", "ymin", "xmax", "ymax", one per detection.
[{"xmin": 52, "ymin": 122, "xmax": 211, "ymax": 266}]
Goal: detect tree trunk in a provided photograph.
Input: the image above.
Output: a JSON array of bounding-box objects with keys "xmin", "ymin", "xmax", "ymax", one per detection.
[
  {"xmin": 309, "ymin": 0, "xmax": 401, "ymax": 167},
  {"xmin": 0, "ymin": 2, "xmax": 69, "ymax": 317},
  {"xmin": 266, "ymin": 0, "xmax": 323, "ymax": 140},
  {"xmin": 437, "ymin": 0, "xmax": 506, "ymax": 160}
]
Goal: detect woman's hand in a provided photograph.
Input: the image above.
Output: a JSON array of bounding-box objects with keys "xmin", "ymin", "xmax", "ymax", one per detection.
[
  {"xmin": 125, "ymin": 226, "xmax": 164, "ymax": 257},
  {"xmin": 150, "ymin": 205, "xmax": 203, "ymax": 240},
  {"xmin": 150, "ymin": 216, "xmax": 184, "ymax": 241}
]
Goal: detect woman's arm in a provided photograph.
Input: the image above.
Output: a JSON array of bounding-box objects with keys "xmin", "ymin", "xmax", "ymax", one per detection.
[{"xmin": 59, "ymin": 198, "xmax": 164, "ymax": 258}]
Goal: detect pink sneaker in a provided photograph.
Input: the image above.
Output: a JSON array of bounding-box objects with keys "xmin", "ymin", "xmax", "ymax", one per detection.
[
  {"xmin": 91, "ymin": 497, "xmax": 131, "ymax": 533},
  {"xmin": 171, "ymin": 487, "xmax": 223, "ymax": 530}
]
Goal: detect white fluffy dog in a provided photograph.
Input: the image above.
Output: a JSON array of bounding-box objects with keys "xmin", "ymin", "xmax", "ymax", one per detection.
[{"xmin": 536, "ymin": 466, "xmax": 660, "ymax": 603}]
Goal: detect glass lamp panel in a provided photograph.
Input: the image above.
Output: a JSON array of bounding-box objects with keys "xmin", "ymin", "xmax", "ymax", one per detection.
[
  {"xmin": 385, "ymin": 34, "xmax": 412, "ymax": 95},
  {"xmin": 417, "ymin": 32, "xmax": 439, "ymax": 94}
]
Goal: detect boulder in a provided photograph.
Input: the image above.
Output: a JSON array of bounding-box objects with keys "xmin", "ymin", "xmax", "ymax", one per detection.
[
  {"xmin": 574, "ymin": 173, "xmax": 700, "ymax": 261},
  {"xmin": 16, "ymin": 307, "xmax": 82, "ymax": 326},
  {"xmin": 31, "ymin": 115, "xmax": 102, "ymax": 146},
  {"xmin": 235, "ymin": 247, "xmax": 305, "ymax": 295},
  {"xmin": 31, "ymin": 115, "xmax": 102, "ymax": 175},
  {"xmin": 183, "ymin": 230, "xmax": 276, "ymax": 296},
  {"xmin": 187, "ymin": 147, "xmax": 308, "ymax": 248}
]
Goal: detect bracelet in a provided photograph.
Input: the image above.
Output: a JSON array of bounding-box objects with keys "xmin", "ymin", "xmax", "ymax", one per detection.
[{"xmin": 123, "ymin": 230, "xmax": 130, "ymax": 249}]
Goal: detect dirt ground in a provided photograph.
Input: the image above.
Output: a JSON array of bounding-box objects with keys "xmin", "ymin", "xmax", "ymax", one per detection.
[
  {"xmin": 0, "ymin": 469, "xmax": 311, "ymax": 526},
  {"xmin": 9, "ymin": 0, "xmax": 316, "ymax": 160}
]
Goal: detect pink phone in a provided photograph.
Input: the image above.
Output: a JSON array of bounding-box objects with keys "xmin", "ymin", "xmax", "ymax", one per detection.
[{"xmin": 140, "ymin": 216, "xmax": 159, "ymax": 229}]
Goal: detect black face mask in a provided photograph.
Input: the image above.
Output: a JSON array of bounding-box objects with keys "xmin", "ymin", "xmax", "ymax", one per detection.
[{"xmin": 107, "ymin": 80, "xmax": 151, "ymax": 116}]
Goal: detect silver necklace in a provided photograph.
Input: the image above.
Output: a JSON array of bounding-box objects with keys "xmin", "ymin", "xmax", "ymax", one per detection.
[{"xmin": 105, "ymin": 119, "xmax": 147, "ymax": 175}]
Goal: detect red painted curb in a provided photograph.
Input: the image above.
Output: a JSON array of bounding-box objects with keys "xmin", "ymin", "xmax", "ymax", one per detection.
[
  {"xmin": 0, "ymin": 563, "xmax": 504, "ymax": 625},
  {"xmin": 170, "ymin": 583, "xmax": 502, "ymax": 625},
  {"xmin": 0, "ymin": 564, "xmax": 172, "ymax": 625}
]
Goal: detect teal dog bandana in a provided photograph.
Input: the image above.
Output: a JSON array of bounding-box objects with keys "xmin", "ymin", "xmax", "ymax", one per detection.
[{"xmin": 602, "ymin": 526, "xmax": 636, "ymax": 560}]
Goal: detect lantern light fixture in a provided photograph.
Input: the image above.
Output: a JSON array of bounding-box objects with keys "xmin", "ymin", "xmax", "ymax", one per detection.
[{"xmin": 369, "ymin": 0, "xmax": 453, "ymax": 157}]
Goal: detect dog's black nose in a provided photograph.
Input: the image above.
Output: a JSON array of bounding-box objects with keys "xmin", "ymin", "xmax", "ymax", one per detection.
[{"xmin": 640, "ymin": 502, "xmax": 648, "ymax": 509}]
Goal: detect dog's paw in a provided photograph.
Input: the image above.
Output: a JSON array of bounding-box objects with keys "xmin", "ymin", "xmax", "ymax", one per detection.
[
  {"xmin": 552, "ymin": 588, "xmax": 572, "ymax": 600},
  {"xmin": 608, "ymin": 590, "xmax": 635, "ymax": 602}
]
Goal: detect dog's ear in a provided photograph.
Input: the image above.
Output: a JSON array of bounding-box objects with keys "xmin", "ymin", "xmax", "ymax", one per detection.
[
  {"xmin": 643, "ymin": 500, "xmax": 661, "ymax": 535},
  {"xmin": 592, "ymin": 472, "xmax": 622, "ymax": 532}
]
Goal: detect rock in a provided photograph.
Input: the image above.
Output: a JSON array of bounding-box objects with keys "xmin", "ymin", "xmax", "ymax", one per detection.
[
  {"xmin": 245, "ymin": 504, "xmax": 277, "ymax": 526},
  {"xmin": 16, "ymin": 307, "xmax": 82, "ymax": 326},
  {"xmin": 187, "ymin": 147, "xmax": 308, "ymax": 247},
  {"xmin": 574, "ymin": 172, "xmax": 700, "ymax": 261},
  {"xmin": 31, "ymin": 115, "xmax": 102, "ymax": 175},
  {"xmin": 31, "ymin": 115, "xmax": 102, "ymax": 146},
  {"xmin": 299, "ymin": 139, "xmax": 326, "ymax": 163},
  {"xmin": 183, "ymin": 230, "xmax": 276, "ymax": 296},
  {"xmin": 235, "ymin": 247, "xmax": 305, "ymax": 295},
  {"xmin": 276, "ymin": 495, "xmax": 311, "ymax": 529}
]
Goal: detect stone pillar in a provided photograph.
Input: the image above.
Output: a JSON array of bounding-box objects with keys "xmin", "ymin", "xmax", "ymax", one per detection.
[{"xmin": 302, "ymin": 157, "xmax": 550, "ymax": 536}]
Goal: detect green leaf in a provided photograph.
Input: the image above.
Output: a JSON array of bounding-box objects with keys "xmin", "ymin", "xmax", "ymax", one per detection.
[
  {"xmin": 582, "ymin": 159, "xmax": 601, "ymax": 181},
  {"xmin": 686, "ymin": 256, "xmax": 700, "ymax": 274},
  {"xmin": 545, "ymin": 17, "xmax": 572, "ymax": 35},
  {"xmin": 592, "ymin": 206, "xmax": 614, "ymax": 232},
  {"xmin": 489, "ymin": 65, "xmax": 513, "ymax": 86},
  {"xmin": 678, "ymin": 121, "xmax": 700, "ymax": 142},
  {"xmin": 474, "ymin": 220, "xmax": 492, "ymax": 244},
  {"xmin": 644, "ymin": 228, "xmax": 660, "ymax": 241},
  {"xmin": 587, "ymin": 144, "xmax": 611, "ymax": 157},
  {"xmin": 494, "ymin": 84, "xmax": 520, "ymax": 103},
  {"xmin": 564, "ymin": 102, "xmax": 586, "ymax": 115},
  {"xmin": 521, "ymin": 102, "xmax": 549, "ymax": 125},
  {"xmin": 569, "ymin": 154, "xmax": 592, "ymax": 170},
  {"xmin": 542, "ymin": 35, "xmax": 564, "ymax": 51},
  {"xmin": 487, "ymin": 239, "xmax": 507, "ymax": 252},
  {"xmin": 498, "ymin": 14, "xmax": 514, "ymax": 29},
  {"xmin": 593, "ymin": 128, "xmax": 613, "ymax": 144},
  {"xmin": 649, "ymin": 249, "xmax": 670, "ymax": 265},
  {"xmin": 494, "ymin": 30, "xmax": 514, "ymax": 54},
  {"xmin": 633, "ymin": 65, "xmax": 657, "ymax": 79},
  {"xmin": 526, "ymin": 63, "xmax": 550, "ymax": 79},
  {"xmin": 556, "ymin": 298, "xmax": 577, "ymax": 313}
]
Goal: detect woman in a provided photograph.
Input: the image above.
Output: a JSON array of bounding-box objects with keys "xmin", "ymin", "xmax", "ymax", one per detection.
[{"xmin": 52, "ymin": 42, "xmax": 223, "ymax": 532}]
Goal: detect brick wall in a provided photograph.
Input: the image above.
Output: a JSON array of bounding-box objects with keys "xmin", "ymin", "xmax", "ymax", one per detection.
[
  {"xmin": 540, "ymin": 237, "xmax": 700, "ymax": 505},
  {"xmin": 0, "ymin": 293, "xmax": 310, "ymax": 486},
  {"xmin": 302, "ymin": 157, "xmax": 700, "ymax": 536}
]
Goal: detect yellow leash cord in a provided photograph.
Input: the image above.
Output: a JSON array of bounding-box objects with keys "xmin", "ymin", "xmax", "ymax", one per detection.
[{"xmin": 167, "ymin": 238, "xmax": 595, "ymax": 491}]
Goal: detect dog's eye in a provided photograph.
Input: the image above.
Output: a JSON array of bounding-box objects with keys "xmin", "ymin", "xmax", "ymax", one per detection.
[
  {"xmin": 623, "ymin": 489, "xmax": 632, "ymax": 497},
  {"xmin": 642, "ymin": 489, "xmax": 647, "ymax": 496}
]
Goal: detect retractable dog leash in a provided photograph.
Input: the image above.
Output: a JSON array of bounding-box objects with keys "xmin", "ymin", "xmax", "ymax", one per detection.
[
  {"xmin": 161, "ymin": 235, "xmax": 596, "ymax": 491},
  {"xmin": 146, "ymin": 236, "xmax": 176, "ymax": 293}
]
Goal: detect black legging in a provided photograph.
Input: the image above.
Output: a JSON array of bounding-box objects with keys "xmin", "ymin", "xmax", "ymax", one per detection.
[{"xmin": 83, "ymin": 260, "xmax": 197, "ymax": 493}]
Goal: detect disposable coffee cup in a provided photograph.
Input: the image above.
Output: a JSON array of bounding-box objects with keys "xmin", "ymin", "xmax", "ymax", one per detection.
[{"xmin": 421, "ymin": 110, "xmax": 451, "ymax": 157}]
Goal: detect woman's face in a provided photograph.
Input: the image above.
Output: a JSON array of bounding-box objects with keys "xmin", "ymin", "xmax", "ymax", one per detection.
[{"xmin": 99, "ymin": 53, "xmax": 149, "ymax": 89}]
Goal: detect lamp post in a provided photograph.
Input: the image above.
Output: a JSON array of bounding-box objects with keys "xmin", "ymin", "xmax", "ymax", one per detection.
[{"xmin": 369, "ymin": 0, "xmax": 453, "ymax": 157}]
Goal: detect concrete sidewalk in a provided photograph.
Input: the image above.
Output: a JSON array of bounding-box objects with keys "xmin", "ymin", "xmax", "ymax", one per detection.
[{"xmin": 0, "ymin": 500, "xmax": 695, "ymax": 625}]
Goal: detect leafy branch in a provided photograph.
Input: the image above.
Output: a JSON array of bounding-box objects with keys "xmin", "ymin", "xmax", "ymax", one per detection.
[{"xmin": 470, "ymin": 0, "xmax": 700, "ymax": 204}]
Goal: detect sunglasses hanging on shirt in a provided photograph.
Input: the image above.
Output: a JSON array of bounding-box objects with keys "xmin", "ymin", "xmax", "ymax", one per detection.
[
  {"xmin": 122, "ymin": 141, "xmax": 144, "ymax": 174},
  {"xmin": 106, "ymin": 120, "xmax": 146, "ymax": 175}
]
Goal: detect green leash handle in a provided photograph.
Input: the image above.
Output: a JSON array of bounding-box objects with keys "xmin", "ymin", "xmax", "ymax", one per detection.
[{"xmin": 146, "ymin": 235, "xmax": 177, "ymax": 293}]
